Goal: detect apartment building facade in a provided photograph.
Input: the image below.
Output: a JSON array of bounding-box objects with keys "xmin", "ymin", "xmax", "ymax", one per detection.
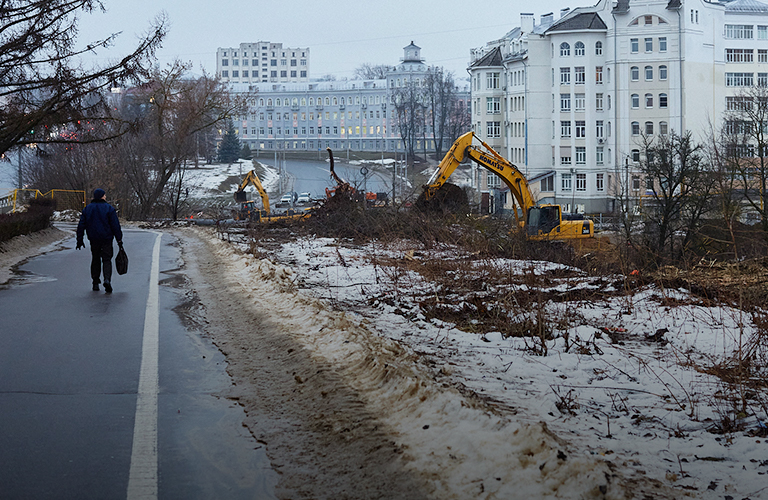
[
  {"xmin": 216, "ymin": 42, "xmax": 310, "ymax": 85},
  {"xmin": 469, "ymin": 0, "xmax": 768, "ymax": 215}
]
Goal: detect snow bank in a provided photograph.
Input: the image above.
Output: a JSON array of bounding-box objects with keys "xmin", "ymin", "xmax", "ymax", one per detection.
[{"xmin": 203, "ymin": 233, "xmax": 645, "ymax": 499}]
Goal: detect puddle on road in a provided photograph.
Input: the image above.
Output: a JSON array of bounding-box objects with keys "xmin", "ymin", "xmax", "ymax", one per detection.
[{"xmin": 1, "ymin": 267, "xmax": 57, "ymax": 289}]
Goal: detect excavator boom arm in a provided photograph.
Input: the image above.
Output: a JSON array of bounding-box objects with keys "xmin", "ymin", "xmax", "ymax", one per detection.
[
  {"xmin": 424, "ymin": 132, "xmax": 535, "ymax": 219},
  {"xmin": 423, "ymin": 131, "xmax": 474, "ymax": 199}
]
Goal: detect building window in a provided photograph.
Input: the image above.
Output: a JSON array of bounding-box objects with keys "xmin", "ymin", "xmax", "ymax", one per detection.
[
  {"xmin": 574, "ymin": 93, "xmax": 586, "ymax": 111},
  {"xmin": 562, "ymin": 173, "xmax": 572, "ymax": 190},
  {"xmin": 487, "ymin": 72, "xmax": 500, "ymax": 89},
  {"xmin": 596, "ymin": 172, "xmax": 604, "ymax": 189},
  {"xmin": 575, "ymin": 66, "xmax": 585, "ymax": 84},
  {"xmin": 727, "ymin": 96, "xmax": 751, "ymax": 111},
  {"xmin": 596, "ymin": 149, "xmax": 605, "ymax": 166},
  {"xmin": 645, "ymin": 66, "xmax": 653, "ymax": 80},
  {"xmin": 575, "ymin": 41, "xmax": 585, "ymax": 56},
  {"xmin": 221, "ymin": 70, "xmax": 228, "ymax": 77},
  {"xmin": 760, "ymin": 49, "xmax": 768, "ymax": 63},
  {"xmin": 659, "ymin": 37, "xmax": 667, "ymax": 52},
  {"xmin": 486, "ymin": 121, "xmax": 501, "ymax": 137},
  {"xmin": 560, "ymin": 42, "xmax": 571, "ymax": 56},
  {"xmin": 659, "ymin": 121, "xmax": 668, "ymax": 135},
  {"xmin": 631, "ymin": 66, "xmax": 639, "ymax": 81},
  {"xmin": 560, "ymin": 67, "xmax": 571, "ymax": 85},
  {"xmin": 659, "ymin": 93, "xmax": 668, "ymax": 108},
  {"xmin": 631, "ymin": 94, "xmax": 640, "ymax": 108},
  {"xmin": 726, "ymin": 72, "xmax": 754, "ymax": 86},
  {"xmin": 759, "ymin": 73, "xmax": 768, "ymax": 86},
  {"xmin": 561, "ymin": 120, "xmax": 571, "ymax": 137},
  {"xmin": 632, "ymin": 150, "xmax": 641, "ymax": 163},
  {"xmin": 659, "ymin": 65, "xmax": 668, "ymax": 80},
  {"xmin": 726, "ymin": 48, "xmax": 754, "ymax": 63},
  {"xmin": 631, "ymin": 38, "xmax": 639, "ymax": 53},
  {"xmin": 596, "ymin": 93, "xmax": 603, "ymax": 111},
  {"xmin": 542, "ymin": 175, "xmax": 555, "ymax": 192},
  {"xmin": 576, "ymin": 171, "xmax": 586, "ymax": 187},
  {"xmin": 575, "ymin": 120, "xmax": 586, "ymax": 138},
  {"xmin": 486, "ymin": 97, "xmax": 500, "ymax": 114},
  {"xmin": 725, "ymin": 24, "xmax": 753, "ymax": 39},
  {"xmin": 645, "ymin": 121, "xmax": 654, "ymax": 135},
  {"xmin": 645, "ymin": 38, "xmax": 653, "ymax": 52},
  {"xmin": 596, "ymin": 120, "xmax": 604, "ymax": 138},
  {"xmin": 560, "ymin": 93, "xmax": 571, "ymax": 111},
  {"xmin": 595, "ymin": 66, "xmax": 603, "ymax": 85},
  {"xmin": 632, "ymin": 121, "xmax": 640, "ymax": 135},
  {"xmin": 232, "ymin": 70, "xmax": 239, "ymax": 77},
  {"xmin": 645, "ymin": 93, "xmax": 653, "ymax": 108}
]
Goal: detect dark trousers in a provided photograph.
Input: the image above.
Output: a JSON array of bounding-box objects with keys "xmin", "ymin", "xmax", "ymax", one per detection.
[{"xmin": 89, "ymin": 239, "xmax": 114, "ymax": 284}]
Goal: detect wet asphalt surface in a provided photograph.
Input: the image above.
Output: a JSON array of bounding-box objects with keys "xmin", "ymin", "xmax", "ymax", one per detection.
[{"xmin": 0, "ymin": 224, "xmax": 277, "ymax": 499}]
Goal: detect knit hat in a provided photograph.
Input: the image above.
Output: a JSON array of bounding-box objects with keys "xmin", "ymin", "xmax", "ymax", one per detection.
[{"xmin": 93, "ymin": 188, "xmax": 105, "ymax": 199}]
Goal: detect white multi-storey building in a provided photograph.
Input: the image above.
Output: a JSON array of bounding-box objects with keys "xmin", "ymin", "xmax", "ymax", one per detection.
[
  {"xmin": 217, "ymin": 42, "xmax": 310, "ymax": 84},
  {"xmin": 220, "ymin": 42, "xmax": 470, "ymax": 155},
  {"xmin": 469, "ymin": 0, "xmax": 768, "ymax": 215}
]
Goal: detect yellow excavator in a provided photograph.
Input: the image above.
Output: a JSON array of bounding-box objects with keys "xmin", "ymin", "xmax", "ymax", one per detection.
[
  {"xmin": 233, "ymin": 170, "xmax": 270, "ymax": 221},
  {"xmin": 424, "ymin": 132, "xmax": 593, "ymax": 240}
]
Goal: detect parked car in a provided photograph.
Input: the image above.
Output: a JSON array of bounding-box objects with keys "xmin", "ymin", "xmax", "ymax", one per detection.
[
  {"xmin": 279, "ymin": 192, "xmax": 297, "ymax": 205},
  {"xmin": 296, "ymin": 192, "xmax": 311, "ymax": 204}
]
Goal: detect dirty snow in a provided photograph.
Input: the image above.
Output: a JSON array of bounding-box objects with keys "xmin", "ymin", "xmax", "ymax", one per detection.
[{"xmin": 209, "ymin": 230, "xmax": 768, "ymax": 499}]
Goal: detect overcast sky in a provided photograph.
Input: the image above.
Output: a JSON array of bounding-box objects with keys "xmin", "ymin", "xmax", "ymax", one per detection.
[{"xmin": 76, "ymin": 0, "xmax": 578, "ymax": 81}]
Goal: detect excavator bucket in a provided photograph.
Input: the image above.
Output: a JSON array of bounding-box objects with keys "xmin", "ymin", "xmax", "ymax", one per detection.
[{"xmin": 234, "ymin": 190, "xmax": 247, "ymax": 202}]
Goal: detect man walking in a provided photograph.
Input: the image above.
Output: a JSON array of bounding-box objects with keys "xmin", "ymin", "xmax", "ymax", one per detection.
[{"xmin": 76, "ymin": 188, "xmax": 123, "ymax": 293}]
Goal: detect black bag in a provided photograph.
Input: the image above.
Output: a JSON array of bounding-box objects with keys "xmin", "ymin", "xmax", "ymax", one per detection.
[{"xmin": 115, "ymin": 245, "xmax": 128, "ymax": 275}]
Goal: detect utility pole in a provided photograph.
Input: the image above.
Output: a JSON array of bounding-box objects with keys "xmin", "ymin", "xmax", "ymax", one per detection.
[{"xmin": 17, "ymin": 147, "xmax": 22, "ymax": 189}]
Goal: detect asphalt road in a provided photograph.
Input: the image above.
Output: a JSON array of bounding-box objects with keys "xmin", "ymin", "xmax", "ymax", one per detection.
[{"xmin": 0, "ymin": 225, "xmax": 277, "ymax": 499}]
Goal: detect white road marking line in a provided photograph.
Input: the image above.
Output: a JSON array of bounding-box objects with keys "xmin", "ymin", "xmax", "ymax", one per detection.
[{"xmin": 127, "ymin": 232, "xmax": 162, "ymax": 500}]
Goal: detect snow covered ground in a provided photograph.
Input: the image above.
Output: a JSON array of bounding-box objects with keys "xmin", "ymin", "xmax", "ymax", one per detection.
[
  {"xmin": 208, "ymin": 230, "xmax": 768, "ymax": 499},
  {"xmin": 181, "ymin": 160, "xmax": 280, "ymax": 199}
]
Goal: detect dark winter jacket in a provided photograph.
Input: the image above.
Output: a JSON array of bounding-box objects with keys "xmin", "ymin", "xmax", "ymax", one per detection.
[{"xmin": 76, "ymin": 199, "xmax": 123, "ymax": 243}]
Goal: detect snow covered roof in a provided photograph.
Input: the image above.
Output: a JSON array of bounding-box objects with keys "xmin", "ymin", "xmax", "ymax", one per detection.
[{"xmin": 722, "ymin": 0, "xmax": 768, "ymax": 12}]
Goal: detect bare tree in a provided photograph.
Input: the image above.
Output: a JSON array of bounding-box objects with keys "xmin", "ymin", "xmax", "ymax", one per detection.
[
  {"xmin": 638, "ymin": 131, "xmax": 709, "ymax": 262},
  {"xmin": 721, "ymin": 86, "xmax": 768, "ymax": 236},
  {"xmin": 704, "ymin": 124, "xmax": 745, "ymax": 259},
  {"xmin": 0, "ymin": 1, "xmax": 166, "ymax": 157},
  {"xmin": 424, "ymin": 67, "xmax": 460, "ymax": 158},
  {"xmin": 392, "ymin": 81, "xmax": 426, "ymax": 160},
  {"xmin": 115, "ymin": 62, "xmax": 247, "ymax": 219},
  {"xmin": 353, "ymin": 64, "xmax": 392, "ymax": 80}
]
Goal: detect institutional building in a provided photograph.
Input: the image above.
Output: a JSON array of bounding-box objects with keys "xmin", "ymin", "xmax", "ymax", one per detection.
[
  {"xmin": 217, "ymin": 42, "xmax": 470, "ymax": 155},
  {"xmin": 469, "ymin": 0, "xmax": 768, "ymax": 214}
]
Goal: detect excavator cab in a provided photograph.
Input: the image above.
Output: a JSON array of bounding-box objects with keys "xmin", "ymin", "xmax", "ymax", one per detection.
[
  {"xmin": 526, "ymin": 206, "xmax": 561, "ymax": 237},
  {"xmin": 527, "ymin": 205, "xmax": 594, "ymax": 239}
]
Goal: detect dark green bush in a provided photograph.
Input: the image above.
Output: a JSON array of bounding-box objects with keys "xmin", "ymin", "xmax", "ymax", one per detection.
[{"xmin": 0, "ymin": 198, "xmax": 56, "ymax": 244}]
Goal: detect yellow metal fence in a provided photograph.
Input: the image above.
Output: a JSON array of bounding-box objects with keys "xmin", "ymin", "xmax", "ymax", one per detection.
[{"xmin": 0, "ymin": 189, "xmax": 86, "ymax": 214}]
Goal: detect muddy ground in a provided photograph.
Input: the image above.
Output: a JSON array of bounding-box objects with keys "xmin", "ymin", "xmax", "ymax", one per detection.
[{"xmin": 174, "ymin": 229, "xmax": 433, "ymax": 499}]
